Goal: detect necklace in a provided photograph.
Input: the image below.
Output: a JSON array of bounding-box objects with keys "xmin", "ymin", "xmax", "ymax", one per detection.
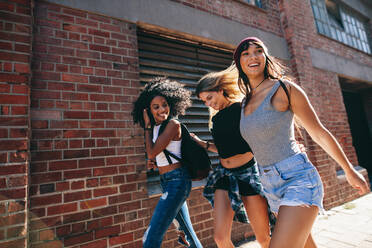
[{"xmin": 251, "ymin": 78, "xmax": 266, "ymax": 91}]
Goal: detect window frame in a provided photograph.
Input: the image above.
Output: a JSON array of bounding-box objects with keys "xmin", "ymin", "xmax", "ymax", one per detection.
[{"xmin": 310, "ymin": 0, "xmax": 371, "ymax": 54}]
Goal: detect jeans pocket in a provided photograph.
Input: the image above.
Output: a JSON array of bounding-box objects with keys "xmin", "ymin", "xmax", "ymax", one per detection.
[{"xmin": 260, "ymin": 167, "xmax": 285, "ymax": 191}]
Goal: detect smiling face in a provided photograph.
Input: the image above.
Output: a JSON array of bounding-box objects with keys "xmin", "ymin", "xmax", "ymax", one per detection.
[
  {"xmin": 199, "ymin": 90, "xmax": 230, "ymax": 111},
  {"xmin": 149, "ymin": 96, "xmax": 170, "ymax": 124},
  {"xmin": 239, "ymin": 44, "xmax": 266, "ymax": 79}
]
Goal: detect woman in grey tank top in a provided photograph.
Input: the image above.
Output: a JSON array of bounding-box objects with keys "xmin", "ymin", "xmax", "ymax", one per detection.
[{"xmin": 233, "ymin": 37, "xmax": 369, "ymax": 248}]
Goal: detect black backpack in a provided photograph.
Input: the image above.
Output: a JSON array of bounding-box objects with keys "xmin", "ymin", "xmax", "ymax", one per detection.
[{"xmin": 159, "ymin": 119, "xmax": 211, "ymax": 180}]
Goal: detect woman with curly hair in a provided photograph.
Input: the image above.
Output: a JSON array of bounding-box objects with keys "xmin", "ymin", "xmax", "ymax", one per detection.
[
  {"xmin": 132, "ymin": 77, "xmax": 202, "ymax": 248},
  {"xmin": 234, "ymin": 37, "xmax": 369, "ymax": 247},
  {"xmin": 191, "ymin": 65, "xmax": 271, "ymax": 248}
]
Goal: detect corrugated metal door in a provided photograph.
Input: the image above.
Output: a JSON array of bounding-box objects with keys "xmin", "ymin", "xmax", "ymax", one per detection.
[{"xmin": 137, "ymin": 29, "xmax": 233, "ymax": 188}]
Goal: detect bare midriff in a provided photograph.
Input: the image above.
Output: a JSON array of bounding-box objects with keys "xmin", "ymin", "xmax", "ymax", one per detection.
[{"xmin": 220, "ymin": 152, "xmax": 254, "ymax": 169}]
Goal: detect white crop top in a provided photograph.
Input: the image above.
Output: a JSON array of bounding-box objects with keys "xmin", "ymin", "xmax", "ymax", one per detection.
[{"xmin": 152, "ymin": 124, "xmax": 182, "ymax": 167}]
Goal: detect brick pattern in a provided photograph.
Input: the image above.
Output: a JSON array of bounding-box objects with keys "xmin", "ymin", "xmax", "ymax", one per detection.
[
  {"xmin": 170, "ymin": 0, "xmax": 283, "ymax": 36},
  {"xmin": 0, "ymin": 0, "xmax": 370, "ymax": 247},
  {"xmin": 29, "ymin": 2, "xmax": 144, "ymax": 247},
  {"xmin": 0, "ymin": 0, "xmax": 32, "ymax": 247}
]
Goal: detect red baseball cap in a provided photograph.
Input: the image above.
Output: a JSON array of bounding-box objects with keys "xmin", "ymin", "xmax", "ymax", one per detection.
[{"xmin": 233, "ymin": 37, "xmax": 263, "ymax": 64}]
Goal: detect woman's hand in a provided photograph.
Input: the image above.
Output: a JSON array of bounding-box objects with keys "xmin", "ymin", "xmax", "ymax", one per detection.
[
  {"xmin": 345, "ymin": 168, "xmax": 370, "ymax": 195},
  {"xmin": 190, "ymin": 133, "xmax": 203, "ymax": 143},
  {"xmin": 190, "ymin": 133, "xmax": 218, "ymax": 153},
  {"xmin": 296, "ymin": 141, "xmax": 306, "ymax": 153},
  {"xmin": 288, "ymin": 82, "xmax": 370, "ymax": 195},
  {"xmin": 146, "ymin": 159, "xmax": 157, "ymax": 170},
  {"xmin": 143, "ymin": 109, "xmax": 151, "ymax": 128}
]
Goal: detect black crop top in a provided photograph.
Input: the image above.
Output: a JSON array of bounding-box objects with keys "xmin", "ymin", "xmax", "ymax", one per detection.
[{"xmin": 211, "ymin": 102, "xmax": 252, "ymax": 159}]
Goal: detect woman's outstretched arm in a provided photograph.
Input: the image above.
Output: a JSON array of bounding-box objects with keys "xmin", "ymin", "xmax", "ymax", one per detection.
[
  {"xmin": 288, "ymin": 82, "xmax": 369, "ymax": 195},
  {"xmin": 190, "ymin": 133, "xmax": 218, "ymax": 153}
]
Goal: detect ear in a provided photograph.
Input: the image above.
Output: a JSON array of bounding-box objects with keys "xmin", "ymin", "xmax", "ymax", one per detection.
[{"xmin": 218, "ymin": 89, "xmax": 228, "ymax": 98}]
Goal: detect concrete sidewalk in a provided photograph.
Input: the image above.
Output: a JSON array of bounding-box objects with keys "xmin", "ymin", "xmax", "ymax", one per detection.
[{"xmin": 237, "ymin": 193, "xmax": 372, "ymax": 248}]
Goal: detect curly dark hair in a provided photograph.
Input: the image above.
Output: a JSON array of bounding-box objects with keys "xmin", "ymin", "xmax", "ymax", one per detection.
[{"xmin": 131, "ymin": 77, "xmax": 192, "ymax": 128}]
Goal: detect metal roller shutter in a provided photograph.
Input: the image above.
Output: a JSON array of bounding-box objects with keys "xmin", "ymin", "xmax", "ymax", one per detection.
[{"xmin": 137, "ymin": 29, "xmax": 233, "ymax": 189}]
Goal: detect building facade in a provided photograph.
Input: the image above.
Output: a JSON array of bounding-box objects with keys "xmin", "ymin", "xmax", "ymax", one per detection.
[{"xmin": 0, "ymin": 0, "xmax": 371, "ymax": 247}]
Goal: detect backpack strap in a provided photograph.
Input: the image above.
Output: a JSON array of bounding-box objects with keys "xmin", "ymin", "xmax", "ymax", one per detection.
[
  {"xmin": 279, "ymin": 80, "xmax": 304, "ymax": 138},
  {"xmin": 158, "ymin": 118, "xmax": 181, "ymax": 165},
  {"xmin": 163, "ymin": 150, "xmax": 174, "ymax": 164},
  {"xmin": 158, "ymin": 118, "xmax": 170, "ymax": 135},
  {"xmin": 279, "ymin": 80, "xmax": 290, "ymax": 105},
  {"xmin": 163, "ymin": 149, "xmax": 181, "ymax": 162}
]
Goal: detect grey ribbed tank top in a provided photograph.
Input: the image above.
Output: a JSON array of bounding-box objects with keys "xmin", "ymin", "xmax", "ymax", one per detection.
[{"xmin": 240, "ymin": 81, "xmax": 300, "ymax": 166}]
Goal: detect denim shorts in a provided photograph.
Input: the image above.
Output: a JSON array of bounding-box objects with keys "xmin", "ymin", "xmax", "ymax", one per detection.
[{"xmin": 258, "ymin": 153, "xmax": 324, "ymax": 214}]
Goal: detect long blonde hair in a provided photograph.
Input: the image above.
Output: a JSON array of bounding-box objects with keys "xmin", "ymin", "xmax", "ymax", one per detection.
[
  {"xmin": 196, "ymin": 64, "xmax": 244, "ymax": 103},
  {"xmin": 196, "ymin": 64, "xmax": 244, "ymax": 127}
]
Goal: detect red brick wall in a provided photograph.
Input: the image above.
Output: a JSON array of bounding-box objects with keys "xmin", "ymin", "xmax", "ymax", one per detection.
[
  {"xmin": 27, "ymin": 2, "xmax": 267, "ymax": 247},
  {"xmin": 29, "ymin": 2, "xmax": 145, "ymax": 247},
  {"xmin": 278, "ymin": 0, "xmax": 370, "ymax": 208},
  {"xmin": 0, "ymin": 0, "xmax": 32, "ymax": 247},
  {"xmin": 1, "ymin": 0, "xmax": 370, "ymax": 247}
]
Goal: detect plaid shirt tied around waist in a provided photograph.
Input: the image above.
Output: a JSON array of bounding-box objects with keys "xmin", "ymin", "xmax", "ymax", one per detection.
[{"xmin": 203, "ymin": 162, "xmax": 264, "ymax": 223}]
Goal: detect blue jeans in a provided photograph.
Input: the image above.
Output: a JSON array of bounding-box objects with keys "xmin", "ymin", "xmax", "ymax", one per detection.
[{"xmin": 143, "ymin": 167, "xmax": 202, "ymax": 248}]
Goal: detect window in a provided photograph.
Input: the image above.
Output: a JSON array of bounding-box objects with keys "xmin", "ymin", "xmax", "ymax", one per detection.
[
  {"xmin": 325, "ymin": 0, "xmax": 344, "ymax": 30},
  {"xmin": 243, "ymin": 0, "xmax": 263, "ymax": 8},
  {"xmin": 310, "ymin": 0, "xmax": 371, "ymax": 54}
]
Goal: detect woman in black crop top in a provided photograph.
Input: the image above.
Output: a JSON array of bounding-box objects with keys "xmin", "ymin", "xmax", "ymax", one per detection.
[
  {"xmin": 211, "ymin": 102, "xmax": 252, "ymax": 159},
  {"xmin": 191, "ymin": 65, "xmax": 271, "ymax": 248}
]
